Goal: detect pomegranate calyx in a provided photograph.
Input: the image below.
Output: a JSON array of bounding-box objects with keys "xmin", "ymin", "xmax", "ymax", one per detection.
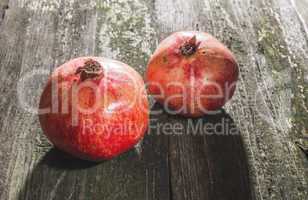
[
  {"xmin": 180, "ymin": 35, "xmax": 200, "ymax": 56},
  {"xmin": 76, "ymin": 59, "xmax": 103, "ymax": 81}
]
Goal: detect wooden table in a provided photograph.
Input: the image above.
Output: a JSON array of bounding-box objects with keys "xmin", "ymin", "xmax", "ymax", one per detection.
[{"xmin": 0, "ymin": 0, "xmax": 307, "ymax": 199}]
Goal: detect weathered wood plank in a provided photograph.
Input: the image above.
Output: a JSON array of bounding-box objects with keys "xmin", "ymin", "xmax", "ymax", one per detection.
[
  {"xmin": 154, "ymin": 1, "xmax": 252, "ymax": 199},
  {"xmin": 0, "ymin": 0, "xmax": 9, "ymax": 26},
  {"xmin": 0, "ymin": 0, "xmax": 307, "ymax": 200},
  {"xmin": 165, "ymin": 112, "xmax": 252, "ymax": 200},
  {"xmin": 0, "ymin": 0, "xmax": 169, "ymax": 200}
]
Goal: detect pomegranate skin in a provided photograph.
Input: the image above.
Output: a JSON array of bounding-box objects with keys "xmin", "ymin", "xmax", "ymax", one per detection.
[
  {"xmin": 146, "ymin": 31, "xmax": 239, "ymax": 117},
  {"xmin": 39, "ymin": 57, "xmax": 149, "ymax": 161}
]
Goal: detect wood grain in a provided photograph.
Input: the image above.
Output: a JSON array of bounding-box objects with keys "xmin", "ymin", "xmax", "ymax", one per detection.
[
  {"xmin": 0, "ymin": 1, "xmax": 168, "ymax": 200},
  {"xmin": 155, "ymin": 0, "xmax": 308, "ymax": 199},
  {"xmin": 0, "ymin": 0, "xmax": 307, "ymax": 200}
]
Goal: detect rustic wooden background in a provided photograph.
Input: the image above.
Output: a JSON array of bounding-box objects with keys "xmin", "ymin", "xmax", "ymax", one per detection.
[{"xmin": 0, "ymin": 0, "xmax": 307, "ymax": 200}]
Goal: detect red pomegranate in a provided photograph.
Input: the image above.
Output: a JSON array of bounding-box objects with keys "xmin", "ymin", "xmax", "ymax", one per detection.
[
  {"xmin": 146, "ymin": 31, "xmax": 238, "ymax": 117},
  {"xmin": 39, "ymin": 57, "xmax": 149, "ymax": 161}
]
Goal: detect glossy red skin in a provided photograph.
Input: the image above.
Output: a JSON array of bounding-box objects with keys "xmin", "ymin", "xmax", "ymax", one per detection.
[
  {"xmin": 39, "ymin": 57, "xmax": 149, "ymax": 161},
  {"xmin": 146, "ymin": 31, "xmax": 239, "ymax": 117}
]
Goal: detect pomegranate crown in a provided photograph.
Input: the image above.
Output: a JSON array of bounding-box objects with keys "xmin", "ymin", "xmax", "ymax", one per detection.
[
  {"xmin": 75, "ymin": 59, "xmax": 103, "ymax": 81},
  {"xmin": 180, "ymin": 35, "xmax": 201, "ymax": 56}
]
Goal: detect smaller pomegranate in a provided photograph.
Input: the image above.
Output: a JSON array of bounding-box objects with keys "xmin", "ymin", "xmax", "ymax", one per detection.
[
  {"xmin": 146, "ymin": 31, "xmax": 239, "ymax": 117},
  {"xmin": 39, "ymin": 57, "xmax": 149, "ymax": 161}
]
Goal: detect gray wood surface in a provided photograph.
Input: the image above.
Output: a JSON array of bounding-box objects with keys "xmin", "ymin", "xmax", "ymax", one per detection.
[{"xmin": 0, "ymin": 0, "xmax": 307, "ymax": 200}]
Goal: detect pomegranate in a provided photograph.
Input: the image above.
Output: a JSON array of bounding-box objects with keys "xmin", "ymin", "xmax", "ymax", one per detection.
[
  {"xmin": 39, "ymin": 57, "xmax": 149, "ymax": 161},
  {"xmin": 146, "ymin": 31, "xmax": 238, "ymax": 117}
]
